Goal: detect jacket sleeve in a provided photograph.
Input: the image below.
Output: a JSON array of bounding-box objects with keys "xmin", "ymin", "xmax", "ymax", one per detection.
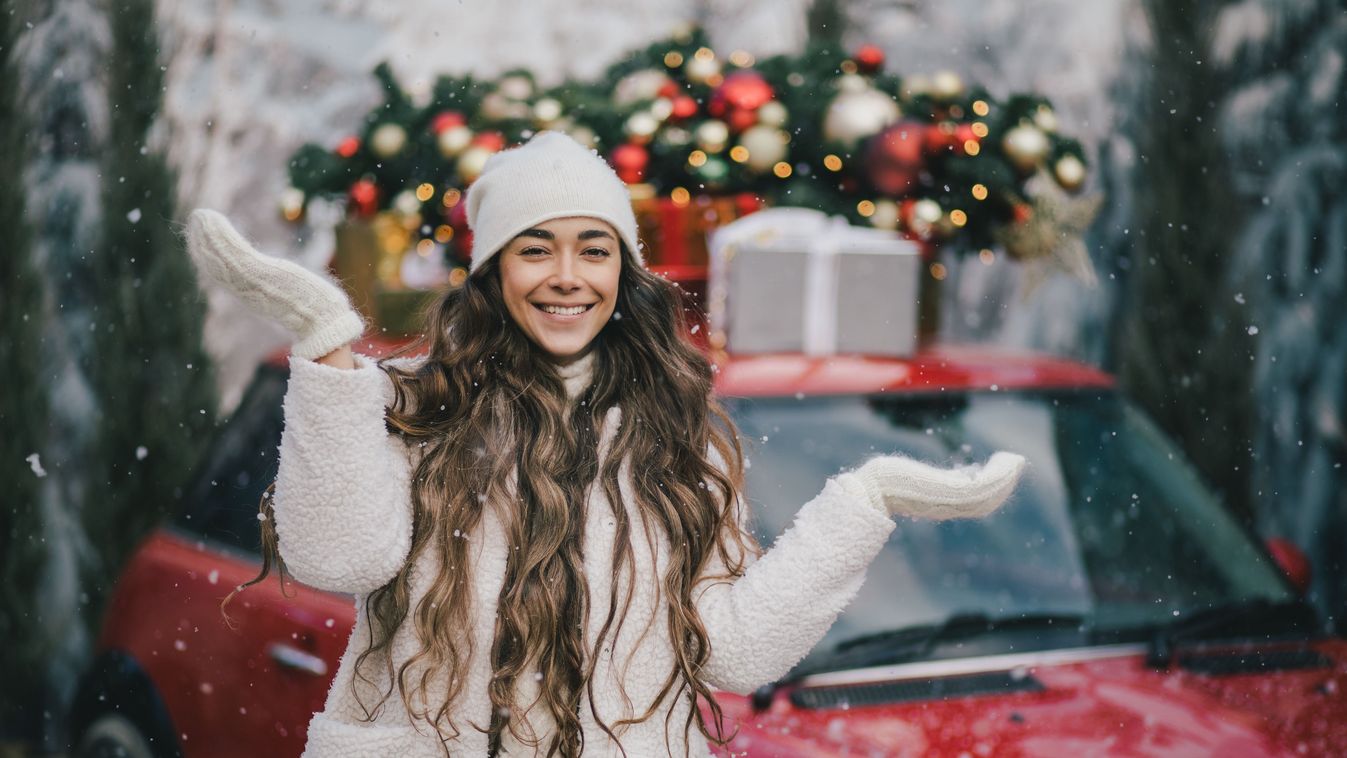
[
  {"xmin": 271, "ymin": 352, "xmax": 416, "ymax": 594},
  {"xmin": 693, "ymin": 467, "xmax": 895, "ymax": 695}
]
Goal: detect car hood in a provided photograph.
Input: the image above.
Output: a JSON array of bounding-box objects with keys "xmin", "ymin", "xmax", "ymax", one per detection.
[{"xmin": 710, "ymin": 640, "xmax": 1347, "ymax": 757}]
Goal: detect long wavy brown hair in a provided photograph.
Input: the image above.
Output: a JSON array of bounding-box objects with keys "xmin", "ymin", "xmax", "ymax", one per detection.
[{"xmin": 225, "ymin": 242, "xmax": 761, "ymax": 757}]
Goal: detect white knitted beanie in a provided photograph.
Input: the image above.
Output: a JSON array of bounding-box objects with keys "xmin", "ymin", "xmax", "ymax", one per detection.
[{"xmin": 464, "ymin": 130, "xmax": 643, "ymax": 275}]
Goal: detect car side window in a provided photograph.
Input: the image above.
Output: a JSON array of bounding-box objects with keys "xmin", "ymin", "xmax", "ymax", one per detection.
[{"xmin": 176, "ymin": 365, "xmax": 287, "ymax": 555}]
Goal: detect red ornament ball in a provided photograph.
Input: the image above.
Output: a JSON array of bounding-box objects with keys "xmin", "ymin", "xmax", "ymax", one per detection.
[
  {"xmin": 335, "ymin": 136, "xmax": 360, "ymax": 158},
  {"xmin": 471, "ymin": 130, "xmax": 507, "ymax": 152},
  {"xmin": 670, "ymin": 95, "xmax": 700, "ymax": 121},
  {"xmin": 430, "ymin": 110, "xmax": 467, "ymax": 134},
  {"xmin": 854, "ymin": 44, "xmax": 885, "ymax": 75},
  {"xmin": 610, "ymin": 143, "xmax": 650, "ymax": 184},
  {"xmin": 866, "ymin": 121, "xmax": 926, "ymax": 196},
  {"xmin": 708, "ymin": 71, "xmax": 774, "ymax": 118},
  {"xmin": 727, "ymin": 107, "xmax": 758, "ymax": 133},
  {"xmin": 347, "ymin": 179, "xmax": 380, "ymax": 217},
  {"xmin": 923, "ymin": 122, "xmax": 959, "ymax": 154}
]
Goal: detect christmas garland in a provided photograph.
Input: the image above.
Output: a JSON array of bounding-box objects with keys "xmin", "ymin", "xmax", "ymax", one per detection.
[{"xmin": 287, "ymin": 24, "xmax": 1095, "ymax": 274}]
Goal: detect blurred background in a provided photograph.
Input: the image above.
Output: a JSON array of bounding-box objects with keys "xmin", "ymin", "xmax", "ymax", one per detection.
[{"xmin": 2, "ymin": 0, "xmax": 1344, "ymax": 753}]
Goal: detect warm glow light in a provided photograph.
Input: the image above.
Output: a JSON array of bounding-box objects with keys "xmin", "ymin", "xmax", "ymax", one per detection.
[
  {"xmin": 416, "ymin": 238, "xmax": 435, "ymax": 256},
  {"xmin": 972, "ymin": 100, "xmax": 990, "ymax": 117},
  {"xmin": 664, "ymin": 51, "xmax": 684, "ymax": 68},
  {"xmin": 773, "ymin": 162, "xmax": 792, "ymax": 178},
  {"xmin": 823, "ymin": 154, "xmax": 843, "ymax": 171},
  {"xmin": 964, "ymin": 140, "xmax": 981, "ymax": 156},
  {"xmin": 415, "ymin": 183, "xmax": 435, "ymax": 202},
  {"xmin": 695, "ymin": 47, "xmax": 715, "ymax": 61},
  {"xmin": 671, "ymin": 187, "xmax": 692, "ymax": 206},
  {"xmin": 971, "ymin": 122, "xmax": 989, "ymax": 138},
  {"xmin": 857, "ymin": 200, "xmax": 876, "ymax": 217},
  {"xmin": 930, "ymin": 262, "xmax": 948, "ymax": 280},
  {"xmin": 950, "ymin": 209, "xmax": 968, "ymax": 227},
  {"xmin": 729, "ymin": 50, "xmax": 755, "ymax": 67},
  {"xmin": 435, "ymin": 225, "xmax": 454, "ymax": 243},
  {"xmin": 688, "ymin": 150, "xmax": 708, "ymax": 167},
  {"xmin": 729, "ymin": 146, "xmax": 749, "ymax": 163},
  {"xmin": 979, "ymin": 248, "xmax": 996, "ymax": 264},
  {"xmin": 972, "ymin": 184, "xmax": 989, "ymax": 201},
  {"xmin": 442, "ymin": 188, "xmax": 462, "ymax": 207}
]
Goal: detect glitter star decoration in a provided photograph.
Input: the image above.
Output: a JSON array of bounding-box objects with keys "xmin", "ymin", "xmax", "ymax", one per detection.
[{"xmin": 995, "ymin": 169, "xmax": 1103, "ymax": 295}]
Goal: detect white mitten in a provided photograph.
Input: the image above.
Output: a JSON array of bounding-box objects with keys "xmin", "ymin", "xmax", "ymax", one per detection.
[
  {"xmin": 835, "ymin": 451, "xmax": 1027, "ymax": 520},
  {"xmin": 185, "ymin": 208, "xmax": 365, "ymax": 361}
]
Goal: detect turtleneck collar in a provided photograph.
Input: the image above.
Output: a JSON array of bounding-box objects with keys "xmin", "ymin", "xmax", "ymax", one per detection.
[{"xmin": 555, "ymin": 349, "xmax": 596, "ymax": 400}]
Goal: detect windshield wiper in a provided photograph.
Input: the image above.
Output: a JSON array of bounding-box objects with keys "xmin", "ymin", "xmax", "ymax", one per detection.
[
  {"xmin": 751, "ymin": 611, "xmax": 1088, "ymax": 711},
  {"xmin": 1145, "ymin": 597, "xmax": 1318, "ymax": 669}
]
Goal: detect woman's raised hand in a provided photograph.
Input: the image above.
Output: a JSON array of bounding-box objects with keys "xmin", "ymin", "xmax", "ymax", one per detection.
[
  {"xmin": 185, "ymin": 208, "xmax": 365, "ymax": 361},
  {"xmin": 837, "ymin": 451, "xmax": 1028, "ymax": 521}
]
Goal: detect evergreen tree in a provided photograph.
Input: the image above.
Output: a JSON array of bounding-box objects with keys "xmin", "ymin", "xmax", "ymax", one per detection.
[
  {"xmin": 1113, "ymin": 0, "xmax": 1255, "ymax": 521},
  {"xmin": 81, "ymin": 0, "xmax": 216, "ymax": 622},
  {"xmin": 0, "ymin": 0, "xmax": 54, "ymax": 739}
]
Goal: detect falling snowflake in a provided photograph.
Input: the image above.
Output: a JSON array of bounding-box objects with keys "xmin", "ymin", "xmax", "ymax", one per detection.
[{"xmin": 26, "ymin": 453, "xmax": 46, "ymax": 478}]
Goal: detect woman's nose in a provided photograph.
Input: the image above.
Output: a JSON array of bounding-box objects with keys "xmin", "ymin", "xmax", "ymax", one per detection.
[{"xmin": 549, "ymin": 251, "xmax": 582, "ymax": 290}]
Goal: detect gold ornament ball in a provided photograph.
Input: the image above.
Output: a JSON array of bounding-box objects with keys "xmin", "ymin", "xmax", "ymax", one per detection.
[
  {"xmin": 757, "ymin": 100, "xmax": 789, "ymax": 127},
  {"xmin": 532, "ymin": 97, "xmax": 564, "ymax": 125},
  {"xmin": 1033, "ymin": 105, "xmax": 1059, "ymax": 133},
  {"xmin": 823, "ymin": 88, "xmax": 902, "ymax": 149},
  {"xmin": 1054, "ymin": 154, "xmax": 1087, "ymax": 191},
  {"xmin": 870, "ymin": 199, "xmax": 900, "ymax": 230},
  {"xmin": 436, "ymin": 125, "xmax": 472, "ymax": 158},
  {"xmin": 695, "ymin": 119, "xmax": 731, "ymax": 153},
  {"xmin": 625, "ymin": 111, "xmax": 661, "ymax": 143},
  {"xmin": 684, "ymin": 55, "xmax": 722, "ymax": 84},
  {"xmin": 370, "ymin": 123, "xmax": 408, "ymax": 158},
  {"xmin": 738, "ymin": 125, "xmax": 789, "ymax": 172},
  {"xmin": 930, "ymin": 70, "xmax": 965, "ymax": 101},
  {"xmin": 457, "ymin": 146, "xmax": 494, "ymax": 183},
  {"xmin": 1002, "ymin": 124, "xmax": 1051, "ymax": 172}
]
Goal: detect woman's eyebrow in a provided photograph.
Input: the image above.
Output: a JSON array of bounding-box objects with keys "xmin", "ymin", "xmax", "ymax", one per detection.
[{"xmin": 514, "ymin": 228, "xmax": 615, "ymax": 241}]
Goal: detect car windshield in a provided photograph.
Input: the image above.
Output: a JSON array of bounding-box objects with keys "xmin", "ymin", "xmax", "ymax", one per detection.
[{"xmin": 724, "ymin": 389, "xmax": 1295, "ymax": 673}]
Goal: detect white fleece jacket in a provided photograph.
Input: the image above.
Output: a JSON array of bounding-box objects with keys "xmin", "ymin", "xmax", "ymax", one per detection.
[{"xmin": 272, "ymin": 351, "xmax": 896, "ymax": 758}]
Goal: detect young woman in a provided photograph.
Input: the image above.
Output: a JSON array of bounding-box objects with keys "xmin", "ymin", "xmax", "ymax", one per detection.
[{"xmin": 186, "ymin": 131, "xmax": 1027, "ymax": 758}]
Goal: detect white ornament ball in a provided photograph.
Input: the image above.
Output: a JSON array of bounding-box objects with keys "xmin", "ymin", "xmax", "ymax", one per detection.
[
  {"xmin": 738, "ymin": 125, "xmax": 789, "ymax": 172},
  {"xmin": 614, "ymin": 69, "xmax": 672, "ymax": 107},
  {"xmin": 1033, "ymin": 106, "xmax": 1059, "ymax": 133},
  {"xmin": 1054, "ymin": 154, "xmax": 1087, "ymax": 190},
  {"xmin": 436, "ymin": 125, "xmax": 472, "ymax": 158},
  {"xmin": 930, "ymin": 70, "xmax": 965, "ymax": 101},
  {"xmin": 869, "ymin": 199, "xmax": 900, "ymax": 230},
  {"xmin": 370, "ymin": 123, "xmax": 407, "ymax": 158},
  {"xmin": 835, "ymin": 73, "xmax": 871, "ymax": 94},
  {"xmin": 757, "ymin": 100, "xmax": 789, "ymax": 128},
  {"xmin": 532, "ymin": 97, "xmax": 563, "ymax": 125},
  {"xmin": 1002, "ymin": 124, "xmax": 1052, "ymax": 172},
  {"xmin": 684, "ymin": 55, "xmax": 721, "ymax": 84},
  {"xmin": 695, "ymin": 119, "xmax": 730, "ymax": 152},
  {"xmin": 625, "ymin": 111, "xmax": 660, "ymax": 142},
  {"xmin": 393, "ymin": 189, "xmax": 422, "ymax": 216},
  {"xmin": 823, "ymin": 88, "xmax": 901, "ymax": 149},
  {"xmin": 457, "ymin": 146, "xmax": 494, "ymax": 183},
  {"xmin": 566, "ymin": 124, "xmax": 598, "ymax": 149},
  {"xmin": 497, "ymin": 75, "xmax": 534, "ymax": 101}
]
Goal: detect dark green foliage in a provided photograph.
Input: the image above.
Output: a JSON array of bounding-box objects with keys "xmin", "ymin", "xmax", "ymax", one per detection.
[
  {"xmin": 0, "ymin": 0, "xmax": 53, "ymax": 736},
  {"xmin": 1114, "ymin": 0, "xmax": 1254, "ymax": 521},
  {"xmin": 81, "ymin": 0, "xmax": 216, "ymax": 620}
]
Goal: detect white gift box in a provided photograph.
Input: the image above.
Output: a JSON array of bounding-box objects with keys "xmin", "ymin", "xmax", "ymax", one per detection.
[{"xmin": 708, "ymin": 208, "xmax": 921, "ymax": 357}]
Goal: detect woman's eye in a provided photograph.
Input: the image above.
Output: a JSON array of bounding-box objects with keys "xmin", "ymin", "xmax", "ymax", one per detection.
[
  {"xmin": 583, "ymin": 247, "xmax": 612, "ymax": 257},
  {"xmin": 520, "ymin": 247, "xmax": 548, "ymax": 256}
]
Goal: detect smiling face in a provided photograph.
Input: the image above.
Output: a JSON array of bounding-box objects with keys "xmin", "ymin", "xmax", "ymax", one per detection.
[{"xmin": 496, "ymin": 216, "xmax": 622, "ymax": 364}]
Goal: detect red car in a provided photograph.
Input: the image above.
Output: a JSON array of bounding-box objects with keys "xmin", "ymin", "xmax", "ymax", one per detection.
[{"xmin": 69, "ymin": 341, "xmax": 1346, "ymax": 757}]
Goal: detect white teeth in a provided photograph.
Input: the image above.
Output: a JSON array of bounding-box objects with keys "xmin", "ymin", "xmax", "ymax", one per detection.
[{"xmin": 541, "ymin": 304, "xmax": 588, "ymax": 316}]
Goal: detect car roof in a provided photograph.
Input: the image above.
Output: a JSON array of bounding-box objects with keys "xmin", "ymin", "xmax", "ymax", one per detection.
[{"xmin": 266, "ymin": 336, "xmax": 1114, "ymax": 396}]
